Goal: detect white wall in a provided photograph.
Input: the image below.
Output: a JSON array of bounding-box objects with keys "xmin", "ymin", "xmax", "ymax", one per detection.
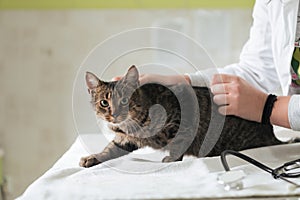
[{"xmin": 0, "ymin": 9, "xmax": 252, "ymax": 199}]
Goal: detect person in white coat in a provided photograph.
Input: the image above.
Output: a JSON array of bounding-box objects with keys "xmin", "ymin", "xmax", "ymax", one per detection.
[
  {"xmin": 114, "ymin": 0, "xmax": 300, "ymax": 131},
  {"xmin": 189, "ymin": 0, "xmax": 300, "ymax": 131}
]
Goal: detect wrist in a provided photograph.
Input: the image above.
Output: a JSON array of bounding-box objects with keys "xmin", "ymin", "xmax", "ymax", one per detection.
[
  {"xmin": 183, "ymin": 75, "xmax": 191, "ymax": 85},
  {"xmin": 269, "ymin": 96, "xmax": 291, "ymax": 128},
  {"xmin": 256, "ymin": 92, "xmax": 268, "ymax": 122},
  {"xmin": 261, "ymin": 94, "xmax": 277, "ymax": 124}
]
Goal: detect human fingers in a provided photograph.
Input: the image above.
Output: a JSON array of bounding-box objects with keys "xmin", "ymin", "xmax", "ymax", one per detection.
[
  {"xmin": 213, "ymin": 94, "xmax": 228, "ymax": 106},
  {"xmin": 214, "ymin": 94, "xmax": 239, "ymax": 115},
  {"xmin": 211, "ymin": 74, "xmax": 240, "ymax": 85},
  {"xmin": 111, "ymin": 76, "xmax": 123, "ymax": 81},
  {"xmin": 139, "ymin": 74, "xmax": 149, "ymax": 85},
  {"xmin": 210, "ymin": 83, "xmax": 230, "ymax": 95},
  {"xmin": 218, "ymin": 104, "xmax": 235, "ymax": 116}
]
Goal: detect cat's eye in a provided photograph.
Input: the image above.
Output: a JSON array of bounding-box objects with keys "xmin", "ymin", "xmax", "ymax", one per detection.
[
  {"xmin": 120, "ymin": 97, "xmax": 129, "ymax": 105},
  {"xmin": 100, "ymin": 100, "xmax": 109, "ymax": 107}
]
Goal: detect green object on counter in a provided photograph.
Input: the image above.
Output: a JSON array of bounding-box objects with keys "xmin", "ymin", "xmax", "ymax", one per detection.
[{"xmin": 0, "ymin": 0, "xmax": 255, "ymax": 9}]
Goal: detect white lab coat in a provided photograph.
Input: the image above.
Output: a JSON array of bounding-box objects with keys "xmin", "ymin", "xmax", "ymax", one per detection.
[
  {"xmin": 222, "ymin": 0, "xmax": 299, "ymax": 95},
  {"xmin": 189, "ymin": 0, "xmax": 300, "ymax": 130},
  {"xmin": 190, "ymin": 0, "xmax": 299, "ymax": 94}
]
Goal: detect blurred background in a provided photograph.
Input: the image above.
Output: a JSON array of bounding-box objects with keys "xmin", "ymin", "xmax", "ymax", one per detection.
[{"xmin": 0, "ymin": 0, "xmax": 254, "ymax": 199}]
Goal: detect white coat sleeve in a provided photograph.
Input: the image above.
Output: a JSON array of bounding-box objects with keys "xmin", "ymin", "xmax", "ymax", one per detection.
[
  {"xmin": 189, "ymin": 0, "xmax": 281, "ymax": 93},
  {"xmin": 288, "ymin": 95, "xmax": 300, "ymax": 131}
]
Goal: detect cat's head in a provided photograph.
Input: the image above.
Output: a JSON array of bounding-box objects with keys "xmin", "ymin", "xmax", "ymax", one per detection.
[{"xmin": 85, "ymin": 65, "xmax": 140, "ymax": 124}]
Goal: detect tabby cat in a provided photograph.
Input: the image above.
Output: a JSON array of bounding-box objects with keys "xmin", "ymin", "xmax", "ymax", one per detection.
[{"xmin": 80, "ymin": 66, "xmax": 284, "ymax": 168}]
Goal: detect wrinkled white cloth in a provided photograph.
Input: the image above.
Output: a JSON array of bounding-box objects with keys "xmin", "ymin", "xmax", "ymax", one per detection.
[{"xmin": 17, "ymin": 135, "xmax": 300, "ymax": 200}]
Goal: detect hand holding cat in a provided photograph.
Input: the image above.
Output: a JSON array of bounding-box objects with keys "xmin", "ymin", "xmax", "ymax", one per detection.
[{"xmin": 211, "ymin": 74, "xmax": 268, "ymax": 123}]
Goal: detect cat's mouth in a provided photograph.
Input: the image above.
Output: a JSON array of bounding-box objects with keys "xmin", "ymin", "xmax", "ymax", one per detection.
[
  {"xmin": 108, "ymin": 121, "xmax": 139, "ymax": 136},
  {"xmin": 111, "ymin": 116, "xmax": 126, "ymax": 124},
  {"xmin": 100, "ymin": 114, "xmax": 123, "ymax": 124}
]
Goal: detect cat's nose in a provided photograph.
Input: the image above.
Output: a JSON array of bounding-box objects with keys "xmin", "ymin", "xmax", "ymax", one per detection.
[{"xmin": 112, "ymin": 112, "xmax": 120, "ymax": 118}]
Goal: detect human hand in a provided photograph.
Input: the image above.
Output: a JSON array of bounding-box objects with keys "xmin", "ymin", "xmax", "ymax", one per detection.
[{"xmin": 211, "ymin": 74, "xmax": 268, "ymax": 122}]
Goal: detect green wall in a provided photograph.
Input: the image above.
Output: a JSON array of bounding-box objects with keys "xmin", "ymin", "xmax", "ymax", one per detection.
[{"xmin": 0, "ymin": 0, "xmax": 255, "ymax": 9}]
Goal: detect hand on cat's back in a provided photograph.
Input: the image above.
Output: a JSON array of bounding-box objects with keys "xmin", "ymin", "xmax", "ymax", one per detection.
[{"xmin": 79, "ymin": 154, "xmax": 101, "ymax": 168}]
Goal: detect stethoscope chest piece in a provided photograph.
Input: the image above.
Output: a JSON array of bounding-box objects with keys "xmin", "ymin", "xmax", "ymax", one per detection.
[{"xmin": 217, "ymin": 170, "xmax": 246, "ymax": 191}]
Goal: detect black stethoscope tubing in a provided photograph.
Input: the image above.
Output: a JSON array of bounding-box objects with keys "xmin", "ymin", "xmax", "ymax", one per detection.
[{"xmin": 221, "ymin": 150, "xmax": 300, "ymax": 187}]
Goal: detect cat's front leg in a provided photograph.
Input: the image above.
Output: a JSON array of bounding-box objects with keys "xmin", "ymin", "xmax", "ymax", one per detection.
[
  {"xmin": 79, "ymin": 139, "xmax": 138, "ymax": 168},
  {"xmin": 80, "ymin": 154, "xmax": 102, "ymax": 168}
]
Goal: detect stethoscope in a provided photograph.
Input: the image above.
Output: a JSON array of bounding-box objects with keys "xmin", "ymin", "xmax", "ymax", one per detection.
[{"xmin": 218, "ymin": 150, "xmax": 300, "ymax": 191}]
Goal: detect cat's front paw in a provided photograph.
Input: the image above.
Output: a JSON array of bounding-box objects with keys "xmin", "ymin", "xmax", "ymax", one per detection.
[{"xmin": 79, "ymin": 155, "xmax": 102, "ymax": 168}]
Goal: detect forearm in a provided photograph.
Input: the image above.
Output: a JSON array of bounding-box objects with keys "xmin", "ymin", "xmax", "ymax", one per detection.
[
  {"xmin": 166, "ymin": 75, "xmax": 191, "ymax": 85},
  {"xmin": 140, "ymin": 74, "xmax": 191, "ymax": 85},
  {"xmin": 270, "ymin": 96, "xmax": 291, "ymax": 128},
  {"xmin": 183, "ymin": 75, "xmax": 191, "ymax": 85}
]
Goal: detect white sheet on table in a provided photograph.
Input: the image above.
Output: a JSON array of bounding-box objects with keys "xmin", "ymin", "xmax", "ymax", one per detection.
[{"xmin": 17, "ymin": 134, "xmax": 300, "ymax": 200}]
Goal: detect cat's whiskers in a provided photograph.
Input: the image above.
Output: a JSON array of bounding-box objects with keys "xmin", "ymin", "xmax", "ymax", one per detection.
[
  {"xmin": 125, "ymin": 118, "xmax": 151, "ymax": 139},
  {"xmin": 122, "ymin": 118, "xmax": 136, "ymax": 134},
  {"xmin": 120, "ymin": 118, "xmax": 133, "ymax": 133},
  {"xmin": 130, "ymin": 119, "xmax": 141, "ymax": 135}
]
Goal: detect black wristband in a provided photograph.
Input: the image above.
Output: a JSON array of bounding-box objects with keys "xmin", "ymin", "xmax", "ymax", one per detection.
[{"xmin": 261, "ymin": 94, "xmax": 277, "ymax": 125}]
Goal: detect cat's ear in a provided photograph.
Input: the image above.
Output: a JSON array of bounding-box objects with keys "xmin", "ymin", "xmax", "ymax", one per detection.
[
  {"xmin": 86, "ymin": 72, "xmax": 100, "ymax": 91},
  {"xmin": 124, "ymin": 65, "xmax": 139, "ymax": 84}
]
